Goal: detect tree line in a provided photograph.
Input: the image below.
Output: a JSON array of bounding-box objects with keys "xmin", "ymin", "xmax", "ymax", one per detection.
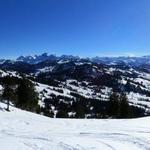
[{"xmin": 41, "ymin": 91, "xmax": 146, "ymax": 119}]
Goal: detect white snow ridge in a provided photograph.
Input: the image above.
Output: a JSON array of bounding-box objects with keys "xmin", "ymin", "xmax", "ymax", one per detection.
[{"xmin": 0, "ymin": 103, "xmax": 150, "ymax": 150}]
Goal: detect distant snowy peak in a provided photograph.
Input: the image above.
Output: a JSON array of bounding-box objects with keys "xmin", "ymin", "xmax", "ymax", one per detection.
[
  {"xmin": 16, "ymin": 53, "xmax": 80, "ymax": 64},
  {"xmin": 16, "ymin": 53, "xmax": 55, "ymax": 64},
  {"xmin": 91, "ymin": 56, "xmax": 150, "ymax": 66},
  {"xmin": 0, "ymin": 59, "xmax": 6, "ymax": 64}
]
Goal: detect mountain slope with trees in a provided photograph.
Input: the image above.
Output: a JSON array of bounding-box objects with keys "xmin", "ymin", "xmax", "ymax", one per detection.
[{"xmin": 0, "ymin": 54, "xmax": 149, "ymax": 118}]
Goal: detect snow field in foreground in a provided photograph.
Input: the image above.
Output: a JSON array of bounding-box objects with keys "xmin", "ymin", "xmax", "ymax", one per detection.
[{"xmin": 0, "ymin": 103, "xmax": 150, "ymax": 150}]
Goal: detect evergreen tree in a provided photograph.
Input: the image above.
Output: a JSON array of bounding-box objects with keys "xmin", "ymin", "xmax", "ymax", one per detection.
[
  {"xmin": 125, "ymin": 80, "xmax": 131, "ymax": 93},
  {"xmin": 2, "ymin": 76, "xmax": 17, "ymax": 111},
  {"xmin": 16, "ymin": 78, "xmax": 39, "ymax": 112},
  {"xmin": 108, "ymin": 92, "xmax": 120, "ymax": 118},
  {"xmin": 119, "ymin": 93, "xmax": 130, "ymax": 118},
  {"xmin": 2, "ymin": 86, "xmax": 14, "ymax": 111},
  {"xmin": 56, "ymin": 110, "xmax": 68, "ymax": 118}
]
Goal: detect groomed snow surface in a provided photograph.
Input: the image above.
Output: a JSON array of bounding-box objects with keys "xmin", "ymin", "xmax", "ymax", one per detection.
[{"xmin": 0, "ymin": 103, "xmax": 150, "ymax": 150}]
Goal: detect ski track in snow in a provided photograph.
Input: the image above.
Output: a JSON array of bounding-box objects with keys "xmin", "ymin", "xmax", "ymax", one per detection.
[{"xmin": 0, "ymin": 103, "xmax": 150, "ymax": 150}]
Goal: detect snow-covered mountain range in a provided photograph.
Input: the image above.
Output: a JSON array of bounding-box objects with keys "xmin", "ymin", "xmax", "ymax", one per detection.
[
  {"xmin": 1, "ymin": 53, "xmax": 150, "ymax": 117},
  {"xmin": 15, "ymin": 53, "xmax": 150, "ymax": 66}
]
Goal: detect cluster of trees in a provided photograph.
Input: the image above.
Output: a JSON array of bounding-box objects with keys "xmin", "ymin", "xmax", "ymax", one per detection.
[
  {"xmin": 108, "ymin": 92, "xmax": 131, "ymax": 118},
  {"xmin": 40, "ymin": 91, "xmax": 146, "ymax": 119},
  {"xmin": 108, "ymin": 92, "xmax": 147, "ymax": 118},
  {"xmin": 1, "ymin": 76, "xmax": 39, "ymax": 112},
  {"xmin": 125, "ymin": 80, "xmax": 150, "ymax": 97}
]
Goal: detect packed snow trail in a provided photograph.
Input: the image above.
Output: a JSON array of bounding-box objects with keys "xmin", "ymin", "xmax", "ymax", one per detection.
[{"xmin": 0, "ymin": 103, "xmax": 150, "ymax": 150}]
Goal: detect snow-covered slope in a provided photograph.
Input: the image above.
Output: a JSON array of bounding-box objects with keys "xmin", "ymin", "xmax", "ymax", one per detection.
[
  {"xmin": 0, "ymin": 103, "xmax": 150, "ymax": 150},
  {"xmin": 2, "ymin": 55, "xmax": 150, "ymax": 117}
]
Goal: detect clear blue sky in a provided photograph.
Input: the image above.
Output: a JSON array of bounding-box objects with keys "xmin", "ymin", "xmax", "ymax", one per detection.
[{"xmin": 0, "ymin": 0, "xmax": 150, "ymax": 58}]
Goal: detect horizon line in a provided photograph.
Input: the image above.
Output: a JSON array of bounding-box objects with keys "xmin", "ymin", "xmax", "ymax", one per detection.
[{"xmin": 2, "ymin": 53, "xmax": 150, "ymax": 60}]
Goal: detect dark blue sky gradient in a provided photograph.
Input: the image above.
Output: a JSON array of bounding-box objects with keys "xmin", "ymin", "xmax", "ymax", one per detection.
[{"xmin": 0, "ymin": 0, "xmax": 150, "ymax": 58}]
